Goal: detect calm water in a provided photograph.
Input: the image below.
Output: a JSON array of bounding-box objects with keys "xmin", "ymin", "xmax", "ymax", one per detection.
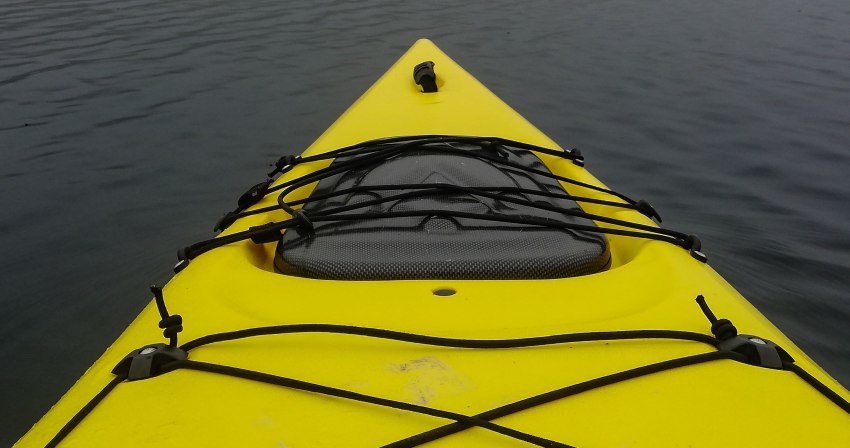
[{"xmin": 2, "ymin": 0, "xmax": 849, "ymax": 444}]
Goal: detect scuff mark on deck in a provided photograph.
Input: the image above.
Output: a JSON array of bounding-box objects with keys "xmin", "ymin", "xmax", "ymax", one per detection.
[{"xmin": 387, "ymin": 356, "xmax": 469, "ymax": 405}]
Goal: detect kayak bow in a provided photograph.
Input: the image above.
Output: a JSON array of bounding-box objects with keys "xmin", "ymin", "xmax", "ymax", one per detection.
[{"xmin": 17, "ymin": 39, "xmax": 850, "ymax": 448}]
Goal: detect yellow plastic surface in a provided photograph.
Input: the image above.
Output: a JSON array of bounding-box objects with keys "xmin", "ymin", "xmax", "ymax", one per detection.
[{"xmin": 16, "ymin": 39, "xmax": 850, "ymax": 447}]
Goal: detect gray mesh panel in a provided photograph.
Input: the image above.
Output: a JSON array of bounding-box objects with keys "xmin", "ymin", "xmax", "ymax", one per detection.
[{"xmin": 275, "ymin": 146, "xmax": 610, "ymax": 280}]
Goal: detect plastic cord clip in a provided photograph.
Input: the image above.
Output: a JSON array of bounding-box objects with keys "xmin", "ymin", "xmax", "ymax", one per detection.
[
  {"xmin": 268, "ymin": 154, "xmax": 300, "ymax": 177},
  {"xmin": 237, "ymin": 179, "xmax": 272, "ymax": 210},
  {"xmin": 174, "ymin": 246, "xmax": 192, "ymax": 273},
  {"xmin": 718, "ymin": 334, "xmax": 794, "ymax": 369},
  {"xmin": 566, "ymin": 148, "xmax": 585, "ymax": 167},
  {"xmin": 635, "ymin": 200, "xmax": 662, "ymax": 222},
  {"xmin": 291, "ymin": 209, "xmax": 315, "ymax": 237},
  {"xmin": 684, "ymin": 234, "xmax": 708, "ymax": 262},
  {"xmin": 214, "ymin": 210, "xmax": 238, "ymax": 232},
  {"xmin": 696, "ymin": 294, "xmax": 793, "ymax": 369}
]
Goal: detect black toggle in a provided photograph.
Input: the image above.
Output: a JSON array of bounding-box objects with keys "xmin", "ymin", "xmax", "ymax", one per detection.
[
  {"xmin": 237, "ymin": 179, "xmax": 272, "ymax": 210},
  {"xmin": 413, "ymin": 61, "xmax": 438, "ymax": 93},
  {"xmin": 268, "ymin": 154, "xmax": 300, "ymax": 177},
  {"xmin": 635, "ymin": 200, "xmax": 662, "ymax": 222},
  {"xmin": 112, "ymin": 344, "xmax": 187, "ymax": 381}
]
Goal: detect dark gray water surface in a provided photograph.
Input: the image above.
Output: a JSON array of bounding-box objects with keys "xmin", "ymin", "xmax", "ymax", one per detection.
[{"xmin": 2, "ymin": 0, "xmax": 849, "ymax": 444}]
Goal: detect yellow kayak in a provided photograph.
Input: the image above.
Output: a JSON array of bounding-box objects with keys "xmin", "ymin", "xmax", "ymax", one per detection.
[{"xmin": 16, "ymin": 39, "xmax": 850, "ymax": 448}]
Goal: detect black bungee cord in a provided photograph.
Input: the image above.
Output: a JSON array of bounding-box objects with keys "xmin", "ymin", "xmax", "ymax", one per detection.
[
  {"xmin": 181, "ymin": 136, "xmax": 702, "ymax": 271},
  {"xmin": 45, "ymin": 292, "xmax": 850, "ymax": 448},
  {"xmin": 42, "ymin": 138, "xmax": 850, "ymax": 446}
]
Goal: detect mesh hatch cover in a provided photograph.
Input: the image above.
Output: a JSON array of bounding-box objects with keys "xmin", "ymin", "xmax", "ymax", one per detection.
[{"xmin": 274, "ymin": 144, "xmax": 610, "ymax": 280}]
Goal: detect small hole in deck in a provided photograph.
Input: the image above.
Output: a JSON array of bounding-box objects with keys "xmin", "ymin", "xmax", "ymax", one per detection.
[{"xmin": 433, "ymin": 288, "xmax": 456, "ymax": 296}]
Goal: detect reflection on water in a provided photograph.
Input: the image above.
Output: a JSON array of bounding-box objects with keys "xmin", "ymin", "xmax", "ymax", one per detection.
[{"xmin": 2, "ymin": 0, "xmax": 849, "ymax": 443}]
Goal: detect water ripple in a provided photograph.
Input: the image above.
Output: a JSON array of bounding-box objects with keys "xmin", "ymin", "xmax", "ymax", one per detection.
[{"xmin": 2, "ymin": 0, "xmax": 850, "ymax": 445}]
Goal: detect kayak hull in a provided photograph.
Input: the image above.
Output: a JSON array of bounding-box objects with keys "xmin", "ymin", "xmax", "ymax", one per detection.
[{"xmin": 16, "ymin": 39, "xmax": 850, "ymax": 448}]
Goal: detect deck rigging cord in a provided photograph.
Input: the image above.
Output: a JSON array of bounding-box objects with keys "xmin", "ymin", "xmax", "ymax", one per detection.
[
  {"xmin": 226, "ymin": 136, "xmax": 641, "ymax": 224},
  {"xmin": 46, "ymin": 293, "xmax": 850, "ymax": 448},
  {"xmin": 44, "ymin": 138, "xmax": 849, "ymax": 446},
  {"xmin": 181, "ymin": 136, "xmax": 701, "ymax": 272}
]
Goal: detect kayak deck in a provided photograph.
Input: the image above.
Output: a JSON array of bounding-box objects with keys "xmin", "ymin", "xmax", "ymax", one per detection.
[{"xmin": 17, "ymin": 39, "xmax": 850, "ymax": 447}]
